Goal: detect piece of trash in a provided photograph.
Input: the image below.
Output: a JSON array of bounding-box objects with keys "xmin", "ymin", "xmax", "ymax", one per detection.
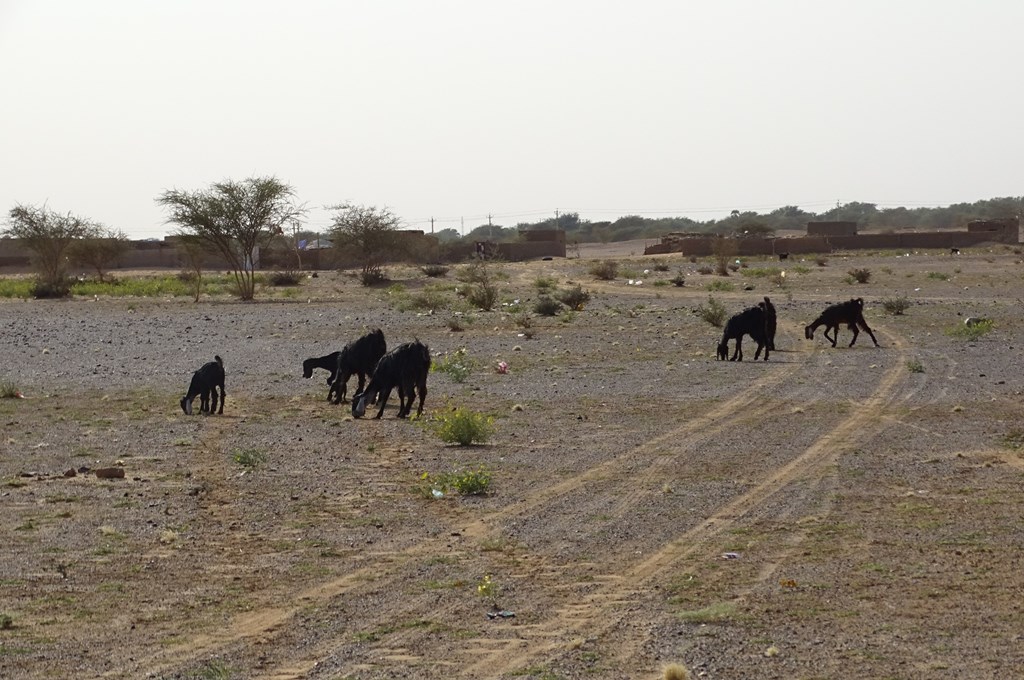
[
  {"xmin": 765, "ymin": 645, "xmax": 779, "ymax": 657},
  {"xmin": 779, "ymin": 578, "xmax": 798, "ymax": 588},
  {"xmin": 964, "ymin": 317, "xmax": 989, "ymax": 327},
  {"xmin": 495, "ymin": 361, "xmax": 509, "ymax": 374},
  {"xmin": 722, "ymin": 552, "xmax": 740, "ymax": 560},
  {"xmin": 94, "ymin": 467, "xmax": 126, "ymax": 480},
  {"xmin": 431, "ymin": 488, "xmax": 444, "ymax": 498},
  {"xmin": 486, "ymin": 610, "xmax": 515, "ymax": 619}
]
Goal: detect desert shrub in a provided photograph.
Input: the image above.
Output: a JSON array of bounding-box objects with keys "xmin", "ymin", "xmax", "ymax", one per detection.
[
  {"xmin": 425, "ymin": 405, "xmax": 494, "ymax": 447},
  {"xmin": 408, "ymin": 287, "xmax": 451, "ymax": 311},
  {"xmin": 555, "ymin": 284, "xmax": 591, "ymax": 310},
  {"xmin": 0, "ymin": 278, "xmax": 34, "ymax": 298},
  {"xmin": 697, "ymin": 265, "xmax": 714, "ymax": 275},
  {"xmin": 0, "ymin": 613, "xmax": 12, "ymax": 630},
  {"xmin": 705, "ymin": 280, "xmax": 735, "ymax": 292},
  {"xmin": 815, "ymin": 257, "xmax": 829, "ymax": 267},
  {"xmin": 420, "ymin": 264, "xmax": 449, "ymax": 278},
  {"xmin": 31, "ymin": 278, "xmax": 72, "ymax": 299},
  {"xmin": 906, "ymin": 359, "xmax": 924, "ymax": 373},
  {"xmin": 360, "ymin": 268, "xmax": 389, "ymax": 286},
  {"xmin": 232, "ymin": 448, "xmax": 267, "ymax": 470},
  {"xmin": 651, "ymin": 260, "xmax": 670, "ymax": 272},
  {"xmin": 433, "ymin": 348, "xmax": 475, "ymax": 383},
  {"xmin": 670, "ymin": 272, "xmax": 686, "ymax": 287},
  {"xmin": 727, "ymin": 263, "xmax": 740, "ymax": 273},
  {"xmin": 533, "ymin": 296, "xmax": 563, "ymax": 316},
  {"xmin": 446, "ymin": 316, "xmax": 465, "ymax": 332},
  {"xmin": 514, "ymin": 313, "xmax": 533, "ymax": 328},
  {"xmin": 926, "ymin": 271, "xmax": 950, "ymax": 281},
  {"xmin": 0, "ymin": 380, "xmax": 19, "ymax": 399},
  {"xmin": 741, "ymin": 267, "xmax": 783, "ymax": 278},
  {"xmin": 947, "ymin": 318, "xmax": 994, "ymax": 341},
  {"xmin": 793, "ymin": 265, "xmax": 811, "ymax": 274},
  {"xmin": 713, "ymin": 238, "xmax": 737, "ymax": 276},
  {"xmin": 696, "ymin": 296, "xmax": 727, "ymax": 327},
  {"xmin": 848, "ymin": 268, "xmax": 871, "ymax": 284},
  {"xmin": 465, "ymin": 282, "xmax": 498, "ymax": 310},
  {"xmin": 533, "ymin": 276, "xmax": 558, "ymax": 292},
  {"xmin": 589, "ymin": 259, "xmax": 618, "ymax": 280},
  {"xmin": 267, "ymin": 270, "xmax": 303, "ymax": 286},
  {"xmin": 882, "ymin": 296, "xmax": 910, "ymax": 315}
]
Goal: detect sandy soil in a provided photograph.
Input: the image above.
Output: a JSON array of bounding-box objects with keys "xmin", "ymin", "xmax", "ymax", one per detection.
[{"xmin": 2, "ymin": 245, "xmax": 1023, "ymax": 679}]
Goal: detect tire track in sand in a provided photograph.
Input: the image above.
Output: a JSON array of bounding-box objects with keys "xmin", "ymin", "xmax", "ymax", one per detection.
[
  {"xmin": 455, "ymin": 327, "xmax": 914, "ymax": 677},
  {"xmin": 125, "ymin": 358, "xmax": 801, "ymax": 678}
]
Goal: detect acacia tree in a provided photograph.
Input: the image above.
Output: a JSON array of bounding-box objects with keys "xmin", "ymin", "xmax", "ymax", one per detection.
[
  {"xmin": 3, "ymin": 204, "xmax": 100, "ymax": 297},
  {"xmin": 71, "ymin": 227, "xmax": 131, "ymax": 282},
  {"xmin": 156, "ymin": 176, "xmax": 304, "ymax": 300},
  {"xmin": 328, "ymin": 204, "xmax": 405, "ymax": 285}
]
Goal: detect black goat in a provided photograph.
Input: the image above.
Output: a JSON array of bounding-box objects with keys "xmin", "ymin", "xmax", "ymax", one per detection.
[
  {"xmin": 180, "ymin": 355, "xmax": 225, "ymax": 415},
  {"xmin": 717, "ymin": 297, "xmax": 776, "ymax": 362},
  {"xmin": 778, "ymin": 252, "xmax": 789, "ymax": 261},
  {"xmin": 352, "ymin": 340, "xmax": 430, "ymax": 419},
  {"xmin": 330, "ymin": 328, "xmax": 387, "ymax": 404},
  {"xmin": 805, "ymin": 298, "xmax": 879, "ymax": 347},
  {"xmin": 302, "ymin": 351, "xmax": 341, "ymax": 401}
]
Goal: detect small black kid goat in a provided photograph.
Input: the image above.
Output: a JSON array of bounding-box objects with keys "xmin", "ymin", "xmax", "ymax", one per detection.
[
  {"xmin": 180, "ymin": 355, "xmax": 225, "ymax": 415},
  {"xmin": 804, "ymin": 298, "xmax": 879, "ymax": 347}
]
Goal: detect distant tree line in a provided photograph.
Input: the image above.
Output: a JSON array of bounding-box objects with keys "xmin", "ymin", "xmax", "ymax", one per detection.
[{"xmin": 428, "ymin": 196, "xmax": 1024, "ymax": 245}]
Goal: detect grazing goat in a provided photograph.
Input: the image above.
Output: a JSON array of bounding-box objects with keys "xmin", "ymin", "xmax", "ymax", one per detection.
[
  {"xmin": 330, "ymin": 328, "xmax": 387, "ymax": 404},
  {"xmin": 805, "ymin": 298, "xmax": 879, "ymax": 347},
  {"xmin": 352, "ymin": 340, "xmax": 430, "ymax": 419},
  {"xmin": 717, "ymin": 297, "xmax": 776, "ymax": 362},
  {"xmin": 778, "ymin": 252, "xmax": 789, "ymax": 261},
  {"xmin": 180, "ymin": 355, "xmax": 225, "ymax": 415},
  {"xmin": 302, "ymin": 351, "xmax": 341, "ymax": 401}
]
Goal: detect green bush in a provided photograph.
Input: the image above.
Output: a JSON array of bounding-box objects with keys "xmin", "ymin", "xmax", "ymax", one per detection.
[
  {"xmin": 421, "ymin": 264, "xmax": 449, "ymax": 278},
  {"xmin": 232, "ymin": 448, "xmax": 267, "ymax": 470},
  {"xmin": 705, "ymin": 280, "xmax": 735, "ymax": 292},
  {"xmin": 555, "ymin": 284, "xmax": 591, "ymax": 310},
  {"xmin": 696, "ymin": 296, "xmax": 727, "ymax": 327},
  {"xmin": 589, "ymin": 259, "xmax": 618, "ymax": 280},
  {"xmin": 425, "ymin": 405, "xmax": 494, "ymax": 446},
  {"xmin": 268, "ymin": 270, "xmax": 303, "ymax": 286},
  {"xmin": 433, "ymin": 348, "xmax": 474, "ymax": 383},
  {"xmin": 0, "ymin": 380, "xmax": 20, "ymax": 399},
  {"xmin": 947, "ymin": 318, "xmax": 994, "ymax": 341},
  {"xmin": 882, "ymin": 296, "xmax": 910, "ymax": 315},
  {"xmin": 848, "ymin": 268, "xmax": 872, "ymax": 284},
  {"xmin": 420, "ymin": 464, "xmax": 493, "ymax": 496},
  {"xmin": 533, "ymin": 296, "xmax": 563, "ymax": 316}
]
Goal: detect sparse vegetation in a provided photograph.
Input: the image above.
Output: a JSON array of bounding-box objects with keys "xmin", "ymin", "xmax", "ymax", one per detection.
[
  {"xmin": 848, "ymin": 268, "xmax": 872, "ymax": 284},
  {"xmin": 705, "ymin": 280, "xmax": 735, "ymax": 292},
  {"xmin": 433, "ymin": 348, "xmax": 475, "ymax": 383},
  {"xmin": 421, "ymin": 264, "xmax": 449, "ymax": 278},
  {"xmin": 947, "ymin": 318, "xmax": 994, "ymax": 340},
  {"xmin": 232, "ymin": 448, "xmax": 267, "ymax": 470},
  {"xmin": 589, "ymin": 259, "xmax": 618, "ymax": 280},
  {"xmin": 424, "ymin": 405, "xmax": 494, "ymax": 446},
  {"xmin": 555, "ymin": 284, "xmax": 591, "ymax": 310},
  {"xmin": 906, "ymin": 359, "xmax": 924, "ymax": 373},
  {"xmin": 696, "ymin": 296, "xmax": 728, "ymax": 327},
  {"xmin": 927, "ymin": 271, "xmax": 950, "ymax": 281},
  {"xmin": 267, "ymin": 270, "xmax": 303, "ymax": 286},
  {"xmin": 533, "ymin": 296, "xmax": 563, "ymax": 316},
  {"xmin": 882, "ymin": 296, "xmax": 910, "ymax": 315},
  {"xmin": 0, "ymin": 380, "xmax": 20, "ymax": 399}
]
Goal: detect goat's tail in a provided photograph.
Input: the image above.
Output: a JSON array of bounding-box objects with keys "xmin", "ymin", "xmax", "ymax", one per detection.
[{"xmin": 214, "ymin": 355, "xmax": 224, "ymax": 367}]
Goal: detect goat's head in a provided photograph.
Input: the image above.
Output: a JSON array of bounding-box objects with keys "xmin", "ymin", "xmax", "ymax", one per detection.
[
  {"xmin": 180, "ymin": 396, "xmax": 193, "ymax": 415},
  {"xmin": 352, "ymin": 390, "xmax": 373, "ymax": 418},
  {"xmin": 804, "ymin": 324, "xmax": 815, "ymax": 340},
  {"xmin": 302, "ymin": 359, "xmax": 314, "ymax": 379},
  {"xmin": 716, "ymin": 341, "xmax": 729, "ymax": 361}
]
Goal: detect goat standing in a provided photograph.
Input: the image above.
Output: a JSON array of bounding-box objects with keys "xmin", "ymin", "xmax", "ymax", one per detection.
[
  {"xmin": 805, "ymin": 298, "xmax": 879, "ymax": 347},
  {"xmin": 717, "ymin": 297, "xmax": 776, "ymax": 362},
  {"xmin": 302, "ymin": 351, "xmax": 341, "ymax": 401},
  {"xmin": 180, "ymin": 355, "xmax": 225, "ymax": 415},
  {"xmin": 331, "ymin": 328, "xmax": 387, "ymax": 404},
  {"xmin": 352, "ymin": 340, "xmax": 430, "ymax": 419}
]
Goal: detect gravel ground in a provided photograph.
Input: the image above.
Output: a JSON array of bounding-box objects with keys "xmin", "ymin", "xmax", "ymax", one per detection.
[{"xmin": 2, "ymin": 246, "xmax": 1023, "ymax": 679}]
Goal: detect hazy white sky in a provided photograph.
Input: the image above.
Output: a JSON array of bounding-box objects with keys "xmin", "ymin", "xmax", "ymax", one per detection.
[{"xmin": 2, "ymin": 1, "xmax": 1022, "ymax": 238}]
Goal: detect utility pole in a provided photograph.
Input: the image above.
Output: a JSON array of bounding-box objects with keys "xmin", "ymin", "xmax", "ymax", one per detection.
[
  {"xmin": 461, "ymin": 216, "xmax": 464, "ymax": 237},
  {"xmin": 430, "ymin": 217, "xmax": 434, "ymax": 234},
  {"xmin": 488, "ymin": 213, "xmax": 492, "ymax": 241}
]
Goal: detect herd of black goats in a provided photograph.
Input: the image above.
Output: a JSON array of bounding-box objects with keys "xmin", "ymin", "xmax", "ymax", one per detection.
[{"xmin": 178, "ymin": 298, "xmax": 878, "ymax": 418}]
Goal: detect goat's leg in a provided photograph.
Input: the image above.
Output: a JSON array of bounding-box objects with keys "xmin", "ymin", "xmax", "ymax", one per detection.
[
  {"xmin": 730, "ymin": 336, "xmax": 743, "ymax": 361},
  {"xmin": 217, "ymin": 383, "xmax": 225, "ymax": 414},
  {"xmin": 823, "ymin": 325, "xmax": 837, "ymax": 347},
  {"xmin": 209, "ymin": 387, "xmax": 219, "ymax": 415},
  {"xmin": 374, "ymin": 387, "xmax": 392, "ymax": 419},
  {"xmin": 415, "ymin": 378, "xmax": 427, "ymax": 417},
  {"xmin": 848, "ymin": 322, "xmax": 859, "ymax": 347},
  {"xmin": 859, "ymin": 320, "xmax": 880, "ymax": 347}
]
